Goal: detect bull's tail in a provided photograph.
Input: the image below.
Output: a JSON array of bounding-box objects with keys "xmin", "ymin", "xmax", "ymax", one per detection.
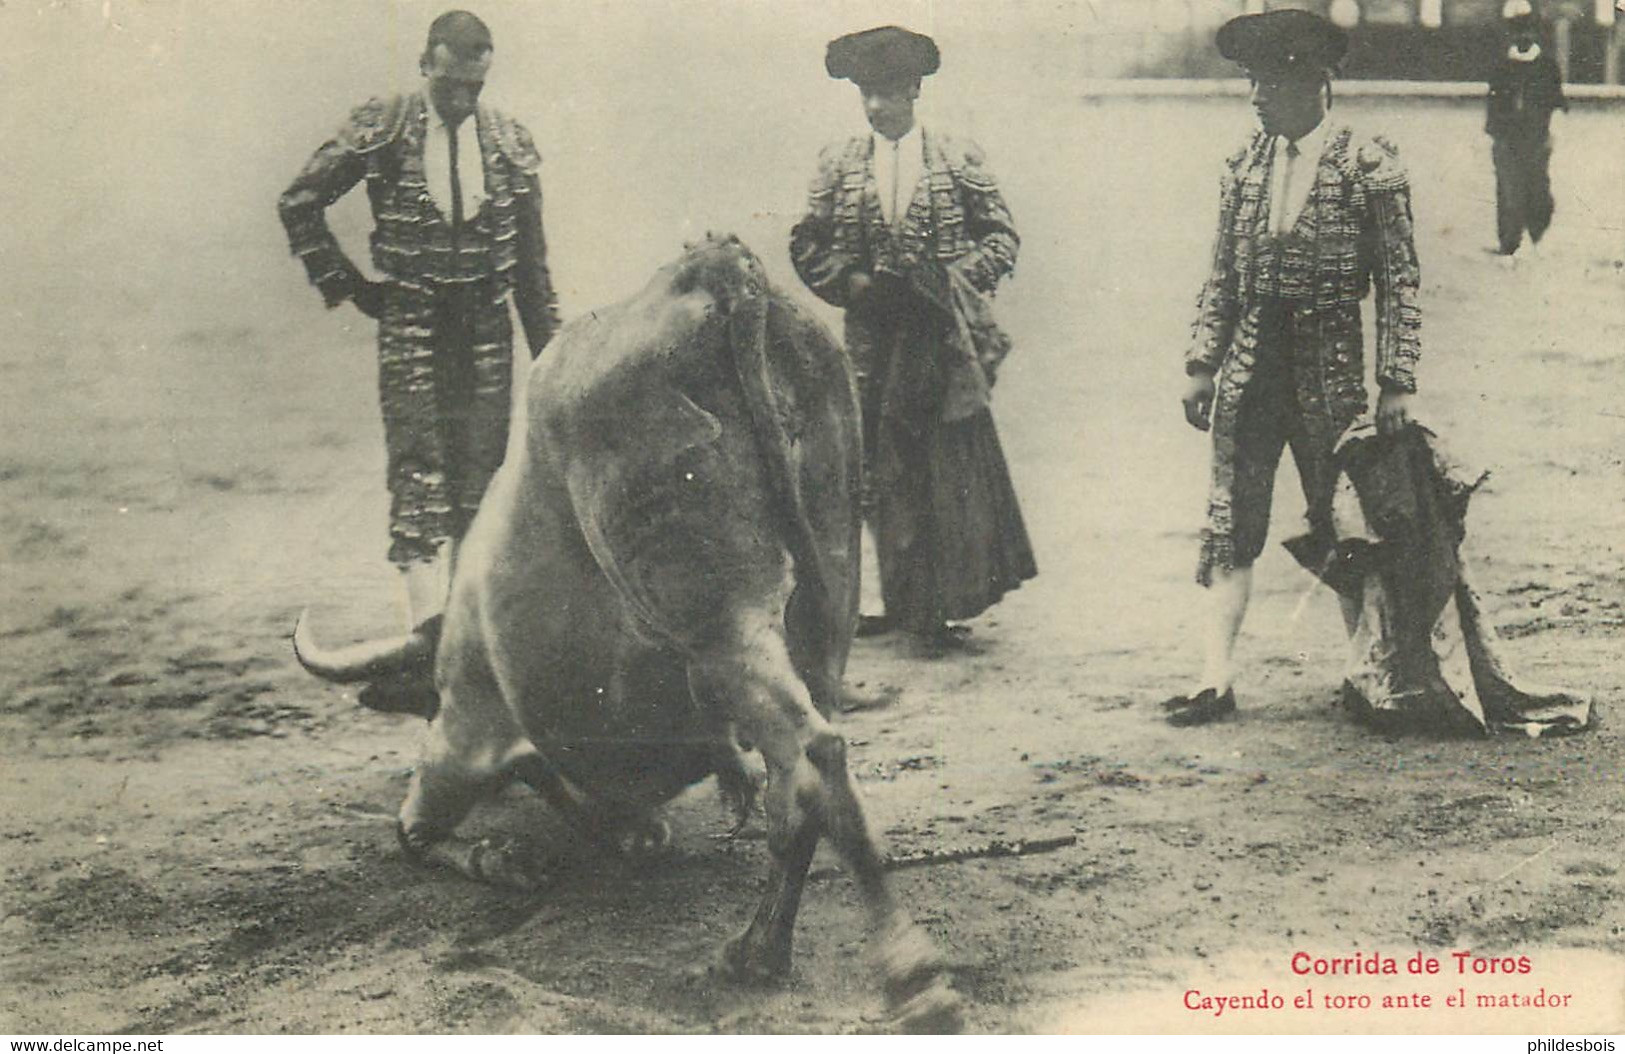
[{"xmin": 727, "ymin": 294, "xmax": 858, "ymax": 714}]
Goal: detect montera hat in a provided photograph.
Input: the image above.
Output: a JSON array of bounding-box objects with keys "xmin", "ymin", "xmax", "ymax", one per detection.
[
  {"xmin": 825, "ymin": 26, "xmax": 940, "ymax": 85},
  {"xmin": 1216, "ymin": 9, "xmax": 1348, "ymax": 76}
]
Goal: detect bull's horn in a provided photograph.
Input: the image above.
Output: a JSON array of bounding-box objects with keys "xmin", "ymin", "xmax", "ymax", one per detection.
[{"xmin": 291, "ymin": 609, "xmax": 434, "ymax": 683}]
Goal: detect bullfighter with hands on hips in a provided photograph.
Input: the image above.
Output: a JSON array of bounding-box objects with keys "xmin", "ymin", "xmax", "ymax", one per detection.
[{"xmin": 278, "ymin": 10, "xmax": 560, "ymax": 650}]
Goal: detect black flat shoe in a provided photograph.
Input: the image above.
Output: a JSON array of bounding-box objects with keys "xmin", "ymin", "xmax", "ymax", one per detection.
[
  {"xmin": 1161, "ymin": 691, "xmax": 1195, "ymax": 712},
  {"xmin": 1160, "ymin": 684, "xmax": 1228, "ymax": 711},
  {"xmin": 914, "ymin": 622, "xmax": 976, "ymax": 657},
  {"xmin": 856, "ymin": 614, "xmax": 896, "ymax": 638},
  {"xmin": 1165, "ymin": 688, "xmax": 1236, "ymax": 727}
]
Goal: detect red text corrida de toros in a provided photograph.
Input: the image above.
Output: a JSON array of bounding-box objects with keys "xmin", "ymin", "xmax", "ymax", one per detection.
[{"xmin": 1292, "ymin": 950, "xmax": 1533, "ymax": 976}]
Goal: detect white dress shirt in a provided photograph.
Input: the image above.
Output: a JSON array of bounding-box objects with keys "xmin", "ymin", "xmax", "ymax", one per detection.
[
  {"xmin": 1268, "ymin": 118, "xmax": 1330, "ymax": 236},
  {"xmin": 872, "ymin": 124, "xmax": 924, "ymax": 226},
  {"xmin": 423, "ymin": 108, "xmax": 487, "ymax": 222}
]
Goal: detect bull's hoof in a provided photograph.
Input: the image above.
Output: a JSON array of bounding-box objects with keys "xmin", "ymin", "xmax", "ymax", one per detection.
[
  {"xmin": 468, "ymin": 841, "xmax": 545, "ymax": 893},
  {"xmin": 607, "ymin": 813, "xmax": 672, "ymax": 858},
  {"xmin": 714, "ymin": 932, "xmax": 790, "ymax": 988},
  {"xmin": 889, "ymin": 975, "xmax": 964, "ymax": 1034},
  {"xmin": 838, "ymin": 684, "xmax": 899, "ymax": 713},
  {"xmin": 403, "ymin": 825, "xmax": 544, "ymax": 893},
  {"xmin": 875, "ymin": 922, "xmax": 961, "ymax": 1033}
]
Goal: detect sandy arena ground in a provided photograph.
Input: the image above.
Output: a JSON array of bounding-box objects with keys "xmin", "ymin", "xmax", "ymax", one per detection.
[{"xmin": 3, "ymin": 4, "xmax": 1624, "ymax": 1035}]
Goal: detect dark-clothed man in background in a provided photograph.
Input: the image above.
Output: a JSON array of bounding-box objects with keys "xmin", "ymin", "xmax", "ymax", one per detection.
[
  {"xmin": 1486, "ymin": 0, "xmax": 1568, "ymax": 263},
  {"xmin": 1166, "ymin": 9, "xmax": 1423, "ymax": 727},
  {"xmin": 791, "ymin": 26, "xmax": 1036, "ymax": 653},
  {"xmin": 279, "ymin": 10, "xmax": 560, "ymax": 642}
]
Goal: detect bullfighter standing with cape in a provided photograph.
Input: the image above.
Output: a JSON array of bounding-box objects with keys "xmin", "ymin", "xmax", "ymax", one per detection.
[
  {"xmin": 791, "ymin": 25, "xmax": 1036, "ymax": 652},
  {"xmin": 1167, "ymin": 9, "xmax": 1422, "ymax": 726}
]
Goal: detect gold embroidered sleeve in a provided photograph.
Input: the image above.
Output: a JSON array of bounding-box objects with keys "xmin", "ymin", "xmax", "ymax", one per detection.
[
  {"xmin": 1362, "ymin": 140, "xmax": 1422, "ymax": 393},
  {"xmin": 1188, "ymin": 167, "xmax": 1241, "ymax": 376},
  {"xmin": 503, "ymin": 118, "xmax": 560, "ymax": 358},
  {"xmin": 276, "ymin": 104, "xmax": 375, "ymax": 308},
  {"xmin": 790, "ymin": 143, "xmax": 860, "ymax": 307},
  {"xmin": 950, "ymin": 141, "xmax": 1019, "ymax": 294},
  {"xmin": 514, "ymin": 171, "xmax": 562, "ymax": 359}
]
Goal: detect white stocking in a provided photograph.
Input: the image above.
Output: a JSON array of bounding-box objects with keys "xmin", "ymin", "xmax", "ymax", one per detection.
[
  {"xmin": 399, "ymin": 558, "xmax": 447, "ymax": 633},
  {"xmin": 1198, "ymin": 564, "xmax": 1253, "ymax": 694}
]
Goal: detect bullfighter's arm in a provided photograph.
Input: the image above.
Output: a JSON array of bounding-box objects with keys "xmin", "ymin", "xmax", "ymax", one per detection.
[
  {"xmin": 498, "ymin": 118, "xmax": 562, "ymax": 359},
  {"xmin": 1360, "ymin": 137, "xmax": 1423, "ymax": 394},
  {"xmin": 1187, "ymin": 161, "xmax": 1243, "ymax": 377},
  {"xmin": 790, "ymin": 143, "xmax": 861, "ymax": 307},
  {"xmin": 513, "ymin": 173, "xmax": 562, "ymax": 359},
  {"xmin": 276, "ymin": 104, "xmax": 374, "ymax": 310},
  {"xmin": 948, "ymin": 139, "xmax": 1019, "ymax": 294}
]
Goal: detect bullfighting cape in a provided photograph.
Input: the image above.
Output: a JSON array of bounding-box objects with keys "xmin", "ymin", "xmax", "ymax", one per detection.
[{"xmin": 1284, "ymin": 422, "xmax": 1593, "ymax": 737}]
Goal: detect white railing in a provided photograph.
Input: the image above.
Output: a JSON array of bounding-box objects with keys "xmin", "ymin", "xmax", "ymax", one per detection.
[{"xmin": 1074, "ymin": 77, "xmax": 1625, "ymax": 99}]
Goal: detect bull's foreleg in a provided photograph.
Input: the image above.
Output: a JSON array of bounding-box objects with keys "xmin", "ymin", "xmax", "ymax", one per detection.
[
  {"xmin": 798, "ymin": 713, "xmax": 961, "ymax": 1032},
  {"xmin": 398, "ymin": 759, "xmax": 539, "ymax": 892},
  {"xmin": 691, "ymin": 622, "xmax": 961, "ymax": 1031},
  {"xmin": 691, "ymin": 657, "xmax": 817, "ymax": 985},
  {"xmin": 396, "ymin": 692, "xmax": 541, "ymax": 892},
  {"xmin": 719, "ymin": 814, "xmax": 817, "ymax": 984}
]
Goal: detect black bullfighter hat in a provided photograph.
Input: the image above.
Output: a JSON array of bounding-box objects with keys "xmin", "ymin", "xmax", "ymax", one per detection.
[
  {"xmin": 1216, "ymin": 9, "xmax": 1348, "ymax": 76},
  {"xmin": 825, "ymin": 25, "xmax": 940, "ymax": 85}
]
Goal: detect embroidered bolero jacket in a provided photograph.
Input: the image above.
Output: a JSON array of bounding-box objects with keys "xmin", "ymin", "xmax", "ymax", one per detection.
[
  {"xmin": 1186, "ymin": 124, "xmax": 1422, "ymax": 394},
  {"xmin": 790, "ymin": 128, "xmax": 1019, "ymax": 307},
  {"xmin": 277, "ymin": 91, "xmax": 560, "ymax": 351}
]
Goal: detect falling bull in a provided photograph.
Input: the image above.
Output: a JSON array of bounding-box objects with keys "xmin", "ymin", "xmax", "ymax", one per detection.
[{"xmin": 294, "ymin": 235, "xmax": 960, "ymax": 1031}]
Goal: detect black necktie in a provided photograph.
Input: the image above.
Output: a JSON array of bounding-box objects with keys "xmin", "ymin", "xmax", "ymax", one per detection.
[
  {"xmin": 890, "ymin": 139, "xmax": 901, "ymax": 225},
  {"xmin": 1276, "ymin": 139, "xmax": 1301, "ymax": 235},
  {"xmin": 448, "ymin": 121, "xmax": 465, "ymax": 262}
]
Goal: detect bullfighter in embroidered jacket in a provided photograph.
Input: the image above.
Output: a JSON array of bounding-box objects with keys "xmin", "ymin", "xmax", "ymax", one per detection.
[
  {"xmin": 1165, "ymin": 9, "xmax": 1423, "ymax": 727},
  {"xmin": 791, "ymin": 26, "xmax": 1036, "ymax": 651},
  {"xmin": 278, "ymin": 10, "xmax": 560, "ymax": 639}
]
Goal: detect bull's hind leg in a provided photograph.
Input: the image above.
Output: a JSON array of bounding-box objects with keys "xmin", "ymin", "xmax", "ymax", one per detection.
[
  {"xmin": 513, "ymin": 751, "xmax": 675, "ymax": 859},
  {"xmin": 712, "ymin": 733, "xmax": 763, "ymax": 839},
  {"xmin": 690, "ymin": 614, "xmax": 961, "ymax": 1031}
]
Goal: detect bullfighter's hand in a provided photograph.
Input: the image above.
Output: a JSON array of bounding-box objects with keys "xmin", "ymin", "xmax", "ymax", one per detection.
[
  {"xmin": 846, "ymin": 271, "xmax": 873, "ymax": 305},
  {"xmin": 352, "ymin": 279, "xmax": 386, "ymax": 321},
  {"xmin": 1377, "ymin": 388, "xmax": 1413, "ymax": 437},
  {"xmin": 1182, "ymin": 369, "xmax": 1216, "ymax": 432}
]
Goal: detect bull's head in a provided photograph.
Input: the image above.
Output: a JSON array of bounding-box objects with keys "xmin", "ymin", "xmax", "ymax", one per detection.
[{"xmin": 670, "ymin": 232, "xmax": 767, "ymax": 314}]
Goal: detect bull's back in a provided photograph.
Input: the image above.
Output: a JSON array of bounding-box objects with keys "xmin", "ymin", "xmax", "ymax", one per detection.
[{"xmin": 528, "ymin": 241, "xmax": 861, "ymax": 686}]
